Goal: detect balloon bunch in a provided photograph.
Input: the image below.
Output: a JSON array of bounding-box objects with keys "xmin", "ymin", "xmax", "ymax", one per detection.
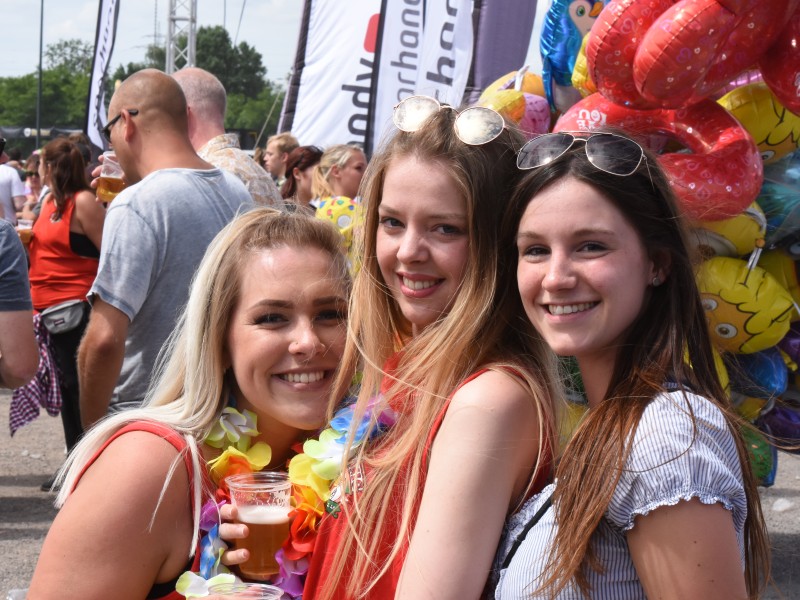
[{"xmin": 476, "ymin": 0, "xmax": 800, "ymax": 485}]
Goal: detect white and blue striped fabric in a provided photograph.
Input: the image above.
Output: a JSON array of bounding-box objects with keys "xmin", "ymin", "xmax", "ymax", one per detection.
[{"xmin": 494, "ymin": 391, "xmax": 746, "ymax": 600}]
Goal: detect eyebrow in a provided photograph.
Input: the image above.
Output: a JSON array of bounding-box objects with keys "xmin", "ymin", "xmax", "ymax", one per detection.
[
  {"xmin": 249, "ymin": 296, "xmax": 347, "ymax": 310},
  {"xmin": 517, "ymin": 227, "xmax": 617, "ymax": 241},
  {"xmin": 378, "ymin": 205, "xmax": 466, "ymax": 221}
]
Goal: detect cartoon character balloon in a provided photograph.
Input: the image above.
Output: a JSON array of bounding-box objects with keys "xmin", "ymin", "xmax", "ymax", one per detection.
[
  {"xmin": 696, "ymin": 256, "xmax": 795, "ymax": 354},
  {"xmin": 478, "ymin": 69, "xmax": 551, "ymax": 137},
  {"xmin": 540, "ymin": 0, "xmax": 606, "ymax": 112}
]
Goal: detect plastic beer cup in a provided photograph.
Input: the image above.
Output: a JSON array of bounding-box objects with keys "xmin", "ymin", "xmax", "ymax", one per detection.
[
  {"xmin": 207, "ymin": 581, "xmax": 283, "ymax": 599},
  {"xmin": 226, "ymin": 472, "xmax": 292, "ymax": 580},
  {"xmin": 16, "ymin": 219, "xmax": 33, "ymax": 245},
  {"xmin": 96, "ymin": 151, "xmax": 126, "ymax": 203}
]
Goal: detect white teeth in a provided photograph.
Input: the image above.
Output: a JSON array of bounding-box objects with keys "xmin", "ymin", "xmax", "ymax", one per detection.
[
  {"xmin": 403, "ymin": 277, "xmax": 437, "ymax": 290},
  {"xmin": 280, "ymin": 371, "xmax": 324, "ymax": 384},
  {"xmin": 548, "ymin": 303, "xmax": 595, "ymax": 315}
]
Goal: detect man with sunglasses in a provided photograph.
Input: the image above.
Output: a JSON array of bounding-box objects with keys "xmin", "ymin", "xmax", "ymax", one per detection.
[{"xmin": 78, "ymin": 69, "xmax": 254, "ymax": 429}]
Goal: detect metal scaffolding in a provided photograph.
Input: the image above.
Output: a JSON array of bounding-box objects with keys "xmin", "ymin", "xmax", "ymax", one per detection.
[{"xmin": 165, "ymin": 0, "xmax": 196, "ymax": 73}]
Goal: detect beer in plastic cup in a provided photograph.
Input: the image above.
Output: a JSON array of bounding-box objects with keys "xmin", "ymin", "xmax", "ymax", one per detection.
[
  {"xmin": 16, "ymin": 219, "xmax": 33, "ymax": 245},
  {"xmin": 226, "ymin": 472, "xmax": 292, "ymax": 580},
  {"xmin": 97, "ymin": 151, "xmax": 126, "ymax": 203},
  {"xmin": 207, "ymin": 581, "xmax": 283, "ymax": 599}
]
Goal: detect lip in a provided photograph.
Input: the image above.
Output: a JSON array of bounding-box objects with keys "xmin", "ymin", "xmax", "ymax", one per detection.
[
  {"xmin": 398, "ymin": 272, "xmax": 443, "ymax": 298},
  {"xmin": 274, "ymin": 368, "xmax": 336, "ymax": 390}
]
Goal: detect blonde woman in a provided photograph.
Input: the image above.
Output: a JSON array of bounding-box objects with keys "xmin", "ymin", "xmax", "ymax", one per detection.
[
  {"xmin": 302, "ymin": 100, "xmax": 560, "ymax": 599},
  {"xmin": 29, "ymin": 209, "xmax": 351, "ymax": 600}
]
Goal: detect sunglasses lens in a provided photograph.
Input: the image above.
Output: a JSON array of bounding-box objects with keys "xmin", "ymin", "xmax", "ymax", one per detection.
[
  {"xmin": 454, "ymin": 107, "xmax": 505, "ymax": 145},
  {"xmin": 394, "ymin": 96, "xmax": 441, "ymax": 132},
  {"xmin": 516, "ymin": 133, "xmax": 574, "ymax": 170},
  {"xmin": 585, "ymin": 134, "xmax": 643, "ymax": 175}
]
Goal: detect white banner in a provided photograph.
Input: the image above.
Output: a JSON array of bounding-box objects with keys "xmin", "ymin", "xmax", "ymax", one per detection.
[
  {"xmin": 85, "ymin": 0, "xmax": 121, "ymax": 151},
  {"xmin": 284, "ymin": 0, "xmax": 381, "ymax": 148},
  {"xmin": 415, "ymin": 0, "xmax": 474, "ymax": 103},
  {"xmin": 370, "ymin": 0, "xmax": 425, "ymax": 152}
]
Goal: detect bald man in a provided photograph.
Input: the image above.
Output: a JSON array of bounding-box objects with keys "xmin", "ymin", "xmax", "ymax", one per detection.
[
  {"xmin": 78, "ymin": 69, "xmax": 254, "ymax": 428},
  {"xmin": 172, "ymin": 67, "xmax": 283, "ymax": 207}
]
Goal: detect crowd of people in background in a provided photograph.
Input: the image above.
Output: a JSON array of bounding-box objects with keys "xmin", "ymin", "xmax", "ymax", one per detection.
[{"xmin": 0, "ymin": 65, "xmax": 772, "ymax": 600}]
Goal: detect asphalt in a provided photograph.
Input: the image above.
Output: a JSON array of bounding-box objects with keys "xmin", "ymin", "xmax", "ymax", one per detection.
[{"xmin": 1, "ymin": 391, "xmax": 799, "ymax": 598}]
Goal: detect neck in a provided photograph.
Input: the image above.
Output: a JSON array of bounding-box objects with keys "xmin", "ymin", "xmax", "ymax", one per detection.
[
  {"xmin": 577, "ymin": 353, "xmax": 615, "ymax": 408},
  {"xmin": 135, "ymin": 137, "xmax": 214, "ymax": 180}
]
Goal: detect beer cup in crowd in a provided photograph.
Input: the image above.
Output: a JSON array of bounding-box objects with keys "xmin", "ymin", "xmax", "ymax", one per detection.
[
  {"xmin": 207, "ymin": 581, "xmax": 283, "ymax": 599},
  {"xmin": 96, "ymin": 151, "xmax": 126, "ymax": 203},
  {"xmin": 225, "ymin": 471, "xmax": 292, "ymax": 580},
  {"xmin": 16, "ymin": 219, "xmax": 33, "ymax": 246}
]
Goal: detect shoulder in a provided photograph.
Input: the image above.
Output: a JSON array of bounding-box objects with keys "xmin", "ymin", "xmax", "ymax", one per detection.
[
  {"xmin": 451, "ymin": 367, "xmax": 533, "ymax": 410},
  {"xmin": 634, "ymin": 391, "xmax": 731, "ymax": 450}
]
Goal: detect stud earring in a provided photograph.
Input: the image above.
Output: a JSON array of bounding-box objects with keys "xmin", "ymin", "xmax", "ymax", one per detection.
[{"xmin": 652, "ymin": 276, "xmax": 662, "ymax": 287}]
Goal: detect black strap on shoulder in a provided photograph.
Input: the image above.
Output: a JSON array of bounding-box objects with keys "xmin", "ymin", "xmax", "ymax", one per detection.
[{"xmin": 501, "ymin": 494, "xmax": 553, "ymax": 570}]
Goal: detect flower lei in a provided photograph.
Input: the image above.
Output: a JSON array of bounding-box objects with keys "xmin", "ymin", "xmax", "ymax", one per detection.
[{"xmin": 176, "ymin": 398, "xmax": 397, "ymax": 598}]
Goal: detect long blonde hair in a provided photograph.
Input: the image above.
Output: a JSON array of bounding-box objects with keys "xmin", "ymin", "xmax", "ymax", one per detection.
[
  {"xmin": 56, "ymin": 208, "xmax": 350, "ymax": 556},
  {"xmin": 317, "ymin": 107, "xmax": 561, "ymax": 599},
  {"xmin": 311, "ymin": 144, "xmax": 363, "ymax": 199}
]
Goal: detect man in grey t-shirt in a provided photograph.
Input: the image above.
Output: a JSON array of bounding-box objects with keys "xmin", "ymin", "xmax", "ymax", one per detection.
[{"xmin": 78, "ymin": 69, "xmax": 254, "ymax": 428}]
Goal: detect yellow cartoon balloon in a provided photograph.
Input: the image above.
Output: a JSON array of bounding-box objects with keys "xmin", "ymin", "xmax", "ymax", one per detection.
[
  {"xmin": 571, "ymin": 33, "xmax": 597, "ymax": 98},
  {"xmin": 758, "ymin": 249, "xmax": 800, "ymax": 320},
  {"xmin": 719, "ymin": 82, "xmax": 800, "ymax": 165},
  {"xmin": 691, "ymin": 203, "xmax": 767, "ymax": 258},
  {"xmin": 696, "ymin": 256, "xmax": 794, "ymax": 353}
]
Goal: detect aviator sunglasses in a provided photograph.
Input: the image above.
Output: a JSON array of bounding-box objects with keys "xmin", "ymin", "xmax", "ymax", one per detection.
[
  {"xmin": 516, "ymin": 132, "xmax": 645, "ymax": 176},
  {"xmin": 393, "ymin": 95, "xmax": 506, "ymax": 146}
]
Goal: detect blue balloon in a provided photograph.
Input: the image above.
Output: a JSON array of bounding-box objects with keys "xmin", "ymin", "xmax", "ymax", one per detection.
[{"xmin": 727, "ymin": 346, "xmax": 789, "ymax": 400}]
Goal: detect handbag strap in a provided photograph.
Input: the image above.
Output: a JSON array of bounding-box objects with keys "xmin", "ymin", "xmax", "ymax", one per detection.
[{"xmin": 501, "ymin": 494, "xmax": 553, "ymax": 570}]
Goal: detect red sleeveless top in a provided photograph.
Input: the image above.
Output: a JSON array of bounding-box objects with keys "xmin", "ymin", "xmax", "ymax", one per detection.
[
  {"xmin": 303, "ymin": 367, "xmax": 552, "ymax": 600},
  {"xmin": 28, "ymin": 195, "xmax": 99, "ymax": 310}
]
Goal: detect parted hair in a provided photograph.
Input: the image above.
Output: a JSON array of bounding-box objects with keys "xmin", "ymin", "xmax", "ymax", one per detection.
[
  {"xmin": 503, "ymin": 133, "xmax": 770, "ymax": 598},
  {"xmin": 40, "ymin": 138, "xmax": 91, "ymax": 219},
  {"xmin": 55, "ymin": 208, "xmax": 351, "ymax": 556},
  {"xmin": 317, "ymin": 107, "xmax": 561, "ymax": 599}
]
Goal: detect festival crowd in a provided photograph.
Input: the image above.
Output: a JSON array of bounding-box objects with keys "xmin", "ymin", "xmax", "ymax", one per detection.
[{"xmin": 0, "ymin": 67, "xmax": 770, "ymax": 600}]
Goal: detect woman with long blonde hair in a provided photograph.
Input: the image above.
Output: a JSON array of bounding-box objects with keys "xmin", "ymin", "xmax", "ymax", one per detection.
[
  {"xmin": 494, "ymin": 131, "xmax": 770, "ymax": 599},
  {"xmin": 299, "ymin": 99, "xmax": 561, "ymax": 599}
]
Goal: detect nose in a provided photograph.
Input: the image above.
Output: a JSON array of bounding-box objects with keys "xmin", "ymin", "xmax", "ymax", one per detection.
[
  {"xmin": 542, "ymin": 252, "xmax": 576, "ymax": 291},
  {"xmin": 396, "ymin": 229, "xmax": 428, "ymax": 264},
  {"xmin": 289, "ymin": 320, "xmax": 326, "ymax": 357}
]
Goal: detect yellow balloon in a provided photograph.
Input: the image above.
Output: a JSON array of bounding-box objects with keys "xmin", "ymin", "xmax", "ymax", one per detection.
[
  {"xmin": 478, "ymin": 89, "xmax": 526, "ymax": 123},
  {"xmin": 571, "ymin": 33, "xmax": 597, "ymax": 99},
  {"xmin": 719, "ymin": 82, "xmax": 800, "ymax": 165},
  {"xmin": 758, "ymin": 249, "xmax": 800, "ymax": 320}
]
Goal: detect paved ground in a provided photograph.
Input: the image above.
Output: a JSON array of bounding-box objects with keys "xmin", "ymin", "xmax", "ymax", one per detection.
[{"xmin": 1, "ymin": 391, "xmax": 799, "ymax": 598}]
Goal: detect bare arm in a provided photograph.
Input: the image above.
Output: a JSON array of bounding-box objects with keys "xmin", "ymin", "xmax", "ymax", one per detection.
[
  {"xmin": 627, "ymin": 498, "xmax": 747, "ymax": 600},
  {"xmin": 28, "ymin": 431, "xmax": 194, "ymax": 599},
  {"xmin": 78, "ymin": 298, "xmax": 129, "ymax": 428},
  {"xmin": 396, "ymin": 370, "xmax": 544, "ymax": 600},
  {"xmin": 72, "ymin": 189, "xmax": 106, "ymax": 250},
  {"xmin": 0, "ymin": 310, "xmax": 37, "ymax": 388}
]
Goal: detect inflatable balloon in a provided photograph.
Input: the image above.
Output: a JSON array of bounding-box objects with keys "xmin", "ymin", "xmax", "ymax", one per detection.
[
  {"xmin": 718, "ymin": 83, "xmax": 800, "ymax": 165},
  {"xmin": 780, "ymin": 322, "xmax": 800, "ymax": 364},
  {"xmin": 587, "ymin": 0, "xmax": 800, "ymax": 109},
  {"xmin": 478, "ymin": 69, "xmax": 551, "ymax": 137},
  {"xmin": 741, "ymin": 424, "xmax": 777, "ymax": 486},
  {"xmin": 571, "ymin": 33, "xmax": 597, "ymax": 98},
  {"xmin": 556, "ymin": 94, "xmax": 763, "ymax": 220},
  {"xmin": 758, "ymin": 405, "xmax": 800, "ymax": 452},
  {"xmin": 758, "ymin": 250, "xmax": 800, "ymax": 318},
  {"xmin": 315, "ymin": 196, "xmax": 359, "ymax": 254},
  {"xmin": 759, "ymin": 5, "xmax": 800, "ymax": 115},
  {"xmin": 691, "ymin": 204, "xmax": 767, "ymax": 258},
  {"xmin": 696, "ymin": 256, "xmax": 795, "ymax": 354},
  {"xmin": 732, "ymin": 392, "xmax": 775, "ymax": 422},
  {"xmin": 727, "ymin": 346, "xmax": 789, "ymax": 400},
  {"xmin": 540, "ymin": 0, "xmax": 607, "ymax": 111}
]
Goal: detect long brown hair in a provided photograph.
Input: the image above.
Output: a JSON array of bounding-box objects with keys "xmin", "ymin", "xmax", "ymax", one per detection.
[
  {"xmin": 40, "ymin": 137, "xmax": 91, "ymax": 220},
  {"xmin": 505, "ymin": 135, "xmax": 770, "ymax": 598},
  {"xmin": 317, "ymin": 107, "xmax": 561, "ymax": 599}
]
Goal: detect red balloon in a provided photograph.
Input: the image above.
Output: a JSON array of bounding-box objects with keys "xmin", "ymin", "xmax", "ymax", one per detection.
[
  {"xmin": 555, "ymin": 93, "xmax": 763, "ymax": 220},
  {"xmin": 760, "ymin": 5, "xmax": 800, "ymax": 115},
  {"xmin": 588, "ymin": 0, "xmax": 800, "ymax": 109}
]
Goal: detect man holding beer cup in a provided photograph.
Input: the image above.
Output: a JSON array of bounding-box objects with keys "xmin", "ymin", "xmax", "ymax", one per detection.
[{"xmin": 78, "ymin": 69, "xmax": 253, "ymax": 428}]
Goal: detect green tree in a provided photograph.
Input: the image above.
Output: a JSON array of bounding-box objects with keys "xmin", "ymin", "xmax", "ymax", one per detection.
[
  {"xmin": 195, "ymin": 26, "xmax": 266, "ymax": 96},
  {"xmin": 225, "ymin": 81, "xmax": 285, "ymax": 136},
  {"xmin": 45, "ymin": 38, "xmax": 94, "ymax": 73},
  {"xmin": 110, "ymin": 44, "xmax": 167, "ymax": 84}
]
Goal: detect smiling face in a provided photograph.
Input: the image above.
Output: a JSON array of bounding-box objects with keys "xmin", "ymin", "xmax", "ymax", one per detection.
[
  {"xmin": 376, "ymin": 155, "xmax": 470, "ymax": 335},
  {"xmin": 516, "ymin": 177, "xmax": 656, "ymax": 370},
  {"xmin": 226, "ymin": 245, "xmax": 348, "ymax": 439}
]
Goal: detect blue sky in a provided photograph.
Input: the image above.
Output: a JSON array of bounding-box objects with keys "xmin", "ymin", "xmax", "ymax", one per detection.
[{"xmin": 4, "ymin": 0, "xmax": 304, "ymax": 83}]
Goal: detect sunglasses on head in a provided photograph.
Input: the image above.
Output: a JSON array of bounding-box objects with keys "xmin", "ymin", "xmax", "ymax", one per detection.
[
  {"xmin": 516, "ymin": 132, "xmax": 645, "ymax": 176},
  {"xmin": 393, "ymin": 95, "xmax": 507, "ymax": 146}
]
